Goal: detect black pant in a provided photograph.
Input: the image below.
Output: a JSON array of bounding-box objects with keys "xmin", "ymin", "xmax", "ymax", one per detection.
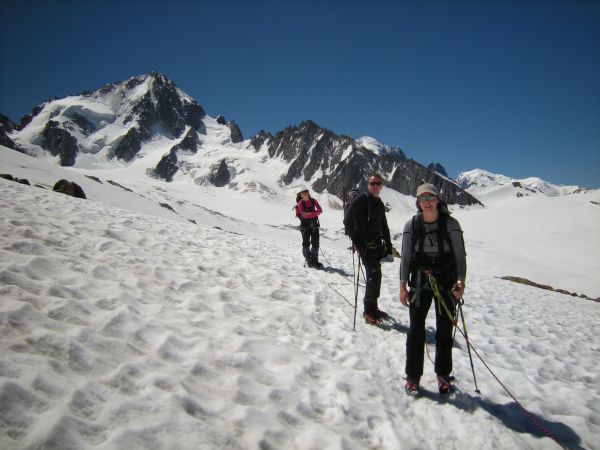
[
  {"xmin": 361, "ymin": 245, "xmax": 385, "ymax": 315},
  {"xmin": 405, "ymin": 282, "xmax": 455, "ymax": 380},
  {"xmin": 301, "ymin": 226, "xmax": 319, "ymax": 250}
]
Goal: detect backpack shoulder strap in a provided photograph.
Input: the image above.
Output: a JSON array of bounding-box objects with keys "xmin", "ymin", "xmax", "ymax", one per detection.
[
  {"xmin": 416, "ymin": 213, "xmax": 425, "ymax": 254},
  {"xmin": 437, "ymin": 213, "xmax": 448, "ymax": 256},
  {"xmin": 362, "ymin": 192, "xmax": 371, "ymax": 223},
  {"xmin": 409, "ymin": 213, "xmax": 423, "ymax": 253}
]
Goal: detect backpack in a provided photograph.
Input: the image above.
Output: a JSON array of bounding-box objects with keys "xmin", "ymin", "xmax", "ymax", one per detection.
[
  {"xmin": 408, "ymin": 212, "xmax": 461, "ymax": 288},
  {"xmin": 343, "ymin": 189, "xmax": 370, "ymax": 235},
  {"xmin": 411, "ymin": 213, "xmax": 454, "ymax": 263}
]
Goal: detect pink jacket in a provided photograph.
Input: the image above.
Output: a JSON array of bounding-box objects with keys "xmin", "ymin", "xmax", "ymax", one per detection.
[{"xmin": 297, "ymin": 198, "xmax": 322, "ymax": 219}]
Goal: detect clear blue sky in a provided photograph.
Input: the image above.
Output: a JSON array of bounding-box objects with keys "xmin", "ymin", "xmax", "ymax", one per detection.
[{"xmin": 2, "ymin": 0, "xmax": 599, "ymax": 187}]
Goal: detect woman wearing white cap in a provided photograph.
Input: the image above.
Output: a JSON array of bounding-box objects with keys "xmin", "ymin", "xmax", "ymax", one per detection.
[
  {"xmin": 399, "ymin": 183, "xmax": 466, "ymax": 395},
  {"xmin": 295, "ymin": 187, "xmax": 323, "ymax": 268}
]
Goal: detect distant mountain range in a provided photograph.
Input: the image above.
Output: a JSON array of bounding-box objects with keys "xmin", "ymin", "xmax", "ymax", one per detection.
[
  {"xmin": 1, "ymin": 72, "xmax": 481, "ymax": 206},
  {"xmin": 2, "ymin": 73, "xmax": 592, "ymax": 206},
  {"xmin": 457, "ymin": 169, "xmax": 589, "ymax": 197}
]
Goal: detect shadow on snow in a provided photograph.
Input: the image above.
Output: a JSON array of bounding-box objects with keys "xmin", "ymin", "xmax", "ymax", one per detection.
[{"xmin": 418, "ymin": 388, "xmax": 583, "ymax": 449}]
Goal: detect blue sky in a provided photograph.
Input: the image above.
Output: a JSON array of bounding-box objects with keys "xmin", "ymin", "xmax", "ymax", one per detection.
[{"xmin": 2, "ymin": 0, "xmax": 599, "ymax": 187}]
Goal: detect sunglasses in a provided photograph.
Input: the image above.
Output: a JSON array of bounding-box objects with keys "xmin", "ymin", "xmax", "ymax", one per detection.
[
  {"xmin": 417, "ymin": 194, "xmax": 438, "ymax": 202},
  {"xmin": 369, "ymin": 181, "xmax": 383, "ymax": 186}
]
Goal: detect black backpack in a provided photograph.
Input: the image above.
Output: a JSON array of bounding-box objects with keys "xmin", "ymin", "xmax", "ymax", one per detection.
[
  {"xmin": 343, "ymin": 189, "xmax": 371, "ymax": 236},
  {"xmin": 408, "ymin": 211, "xmax": 465, "ymax": 286}
]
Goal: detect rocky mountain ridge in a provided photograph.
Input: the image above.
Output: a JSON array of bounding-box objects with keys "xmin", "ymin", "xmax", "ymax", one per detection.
[
  {"xmin": 250, "ymin": 120, "xmax": 479, "ymax": 205},
  {"xmin": 5, "ymin": 72, "xmax": 480, "ymax": 205}
]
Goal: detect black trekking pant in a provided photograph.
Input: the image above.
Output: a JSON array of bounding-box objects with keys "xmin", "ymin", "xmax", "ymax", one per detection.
[
  {"xmin": 301, "ymin": 227, "xmax": 319, "ymax": 250},
  {"xmin": 361, "ymin": 245, "xmax": 385, "ymax": 315},
  {"xmin": 301, "ymin": 223, "xmax": 319, "ymax": 263},
  {"xmin": 405, "ymin": 283, "xmax": 456, "ymax": 381}
]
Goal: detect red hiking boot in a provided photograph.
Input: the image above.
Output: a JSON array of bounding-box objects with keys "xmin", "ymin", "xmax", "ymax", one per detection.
[
  {"xmin": 363, "ymin": 312, "xmax": 382, "ymax": 326},
  {"xmin": 437, "ymin": 374, "xmax": 453, "ymax": 394},
  {"xmin": 405, "ymin": 378, "xmax": 420, "ymax": 396}
]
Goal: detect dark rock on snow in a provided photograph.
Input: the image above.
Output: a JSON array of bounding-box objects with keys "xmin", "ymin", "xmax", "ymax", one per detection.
[
  {"xmin": 154, "ymin": 128, "xmax": 201, "ymax": 181},
  {"xmin": 248, "ymin": 130, "xmax": 273, "ymax": 151},
  {"xmin": 41, "ymin": 121, "xmax": 79, "ymax": 166},
  {"xmin": 228, "ymin": 120, "xmax": 244, "ymax": 143},
  {"xmin": 53, "ymin": 179, "xmax": 86, "ymax": 199},
  {"xmin": 208, "ymin": 159, "xmax": 231, "ymax": 187}
]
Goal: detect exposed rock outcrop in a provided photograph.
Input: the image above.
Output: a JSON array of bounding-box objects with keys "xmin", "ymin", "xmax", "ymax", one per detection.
[
  {"xmin": 427, "ymin": 162, "xmax": 448, "ymax": 177},
  {"xmin": 0, "ymin": 114, "xmax": 18, "ymax": 150},
  {"xmin": 228, "ymin": 120, "xmax": 244, "ymax": 143},
  {"xmin": 154, "ymin": 128, "xmax": 201, "ymax": 181},
  {"xmin": 52, "ymin": 179, "xmax": 86, "ymax": 199},
  {"xmin": 42, "ymin": 121, "xmax": 79, "ymax": 166},
  {"xmin": 248, "ymin": 130, "xmax": 273, "ymax": 151},
  {"xmin": 208, "ymin": 159, "xmax": 231, "ymax": 187}
]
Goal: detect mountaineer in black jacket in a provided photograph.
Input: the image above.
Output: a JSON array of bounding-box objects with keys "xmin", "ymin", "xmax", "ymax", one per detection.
[{"xmin": 343, "ymin": 173, "xmax": 394, "ymax": 325}]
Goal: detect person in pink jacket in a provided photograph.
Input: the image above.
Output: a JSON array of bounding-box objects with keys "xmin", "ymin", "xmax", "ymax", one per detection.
[{"xmin": 295, "ymin": 186, "xmax": 323, "ymax": 268}]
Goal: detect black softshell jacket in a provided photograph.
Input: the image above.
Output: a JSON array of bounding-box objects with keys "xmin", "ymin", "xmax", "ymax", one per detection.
[{"xmin": 344, "ymin": 193, "xmax": 392, "ymax": 249}]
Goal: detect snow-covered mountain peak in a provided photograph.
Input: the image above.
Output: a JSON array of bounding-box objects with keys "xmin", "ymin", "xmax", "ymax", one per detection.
[
  {"xmin": 9, "ymin": 72, "xmax": 207, "ymax": 166},
  {"xmin": 355, "ymin": 136, "xmax": 406, "ymax": 160},
  {"xmin": 456, "ymin": 169, "xmax": 514, "ymax": 189},
  {"xmin": 457, "ymin": 168, "xmax": 587, "ymax": 197}
]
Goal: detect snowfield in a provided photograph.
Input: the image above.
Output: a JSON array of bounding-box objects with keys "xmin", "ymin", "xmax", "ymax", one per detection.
[{"xmin": 1, "ymin": 144, "xmax": 600, "ymax": 449}]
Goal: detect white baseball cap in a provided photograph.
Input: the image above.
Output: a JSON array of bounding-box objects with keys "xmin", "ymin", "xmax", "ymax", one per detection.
[{"xmin": 416, "ymin": 183, "xmax": 439, "ymax": 197}]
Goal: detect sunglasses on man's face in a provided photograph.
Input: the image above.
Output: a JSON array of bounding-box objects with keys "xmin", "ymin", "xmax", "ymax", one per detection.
[
  {"xmin": 417, "ymin": 194, "xmax": 438, "ymax": 202},
  {"xmin": 369, "ymin": 181, "xmax": 383, "ymax": 186}
]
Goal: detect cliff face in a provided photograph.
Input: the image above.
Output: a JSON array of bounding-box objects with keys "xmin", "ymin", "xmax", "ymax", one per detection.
[{"xmin": 252, "ymin": 120, "xmax": 480, "ymax": 206}]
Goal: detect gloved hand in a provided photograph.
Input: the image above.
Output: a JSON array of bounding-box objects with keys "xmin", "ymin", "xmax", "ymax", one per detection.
[
  {"xmin": 451, "ymin": 280, "xmax": 465, "ymax": 299},
  {"xmin": 400, "ymin": 283, "xmax": 410, "ymax": 307},
  {"xmin": 352, "ymin": 239, "xmax": 365, "ymax": 254}
]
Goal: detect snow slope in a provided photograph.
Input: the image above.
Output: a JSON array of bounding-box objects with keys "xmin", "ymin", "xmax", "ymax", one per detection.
[{"xmin": 1, "ymin": 146, "xmax": 600, "ymax": 449}]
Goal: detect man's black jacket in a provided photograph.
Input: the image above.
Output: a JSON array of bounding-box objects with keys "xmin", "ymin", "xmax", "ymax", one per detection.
[{"xmin": 344, "ymin": 193, "xmax": 392, "ymax": 252}]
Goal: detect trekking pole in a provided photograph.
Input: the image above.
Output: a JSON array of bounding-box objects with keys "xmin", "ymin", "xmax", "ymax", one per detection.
[
  {"xmin": 458, "ymin": 299, "xmax": 480, "ymax": 394},
  {"xmin": 451, "ymin": 300, "xmax": 460, "ymax": 346},
  {"xmin": 352, "ymin": 251, "xmax": 361, "ymax": 331}
]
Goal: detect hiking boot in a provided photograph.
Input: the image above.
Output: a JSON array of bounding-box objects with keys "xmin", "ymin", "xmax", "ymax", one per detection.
[
  {"xmin": 302, "ymin": 246, "xmax": 311, "ymax": 262},
  {"xmin": 310, "ymin": 248, "xmax": 322, "ymax": 268},
  {"xmin": 373, "ymin": 299, "xmax": 388, "ymax": 319},
  {"xmin": 405, "ymin": 378, "xmax": 420, "ymax": 396},
  {"xmin": 363, "ymin": 312, "xmax": 381, "ymax": 326},
  {"xmin": 437, "ymin": 374, "xmax": 453, "ymax": 394},
  {"xmin": 376, "ymin": 309, "xmax": 390, "ymax": 319},
  {"xmin": 306, "ymin": 259, "xmax": 323, "ymax": 269}
]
